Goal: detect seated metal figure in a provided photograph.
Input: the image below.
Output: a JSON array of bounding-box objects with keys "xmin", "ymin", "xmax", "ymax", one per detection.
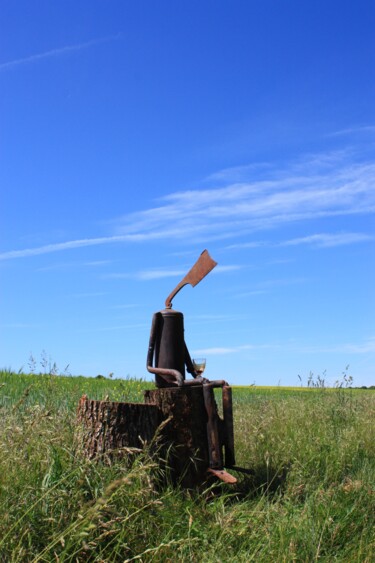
[
  {"xmin": 146, "ymin": 251, "xmax": 236, "ymax": 482},
  {"xmin": 147, "ymin": 250, "xmax": 227, "ymax": 388}
]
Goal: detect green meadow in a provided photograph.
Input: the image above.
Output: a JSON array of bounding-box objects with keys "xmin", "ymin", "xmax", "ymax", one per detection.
[{"xmin": 0, "ymin": 370, "xmax": 374, "ymax": 562}]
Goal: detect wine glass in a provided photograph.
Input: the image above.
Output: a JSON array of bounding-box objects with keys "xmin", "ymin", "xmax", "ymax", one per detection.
[{"xmin": 192, "ymin": 358, "xmax": 206, "ymax": 376}]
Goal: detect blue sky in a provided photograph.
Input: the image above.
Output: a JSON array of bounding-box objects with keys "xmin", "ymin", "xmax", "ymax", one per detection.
[{"xmin": 1, "ymin": 1, "xmax": 374, "ymax": 386}]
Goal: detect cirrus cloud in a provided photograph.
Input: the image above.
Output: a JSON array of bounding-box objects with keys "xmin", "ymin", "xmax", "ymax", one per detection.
[{"xmin": 1, "ymin": 150, "xmax": 374, "ymax": 261}]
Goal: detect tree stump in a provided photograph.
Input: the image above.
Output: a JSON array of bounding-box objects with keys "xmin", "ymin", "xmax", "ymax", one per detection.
[
  {"xmin": 76, "ymin": 395, "xmax": 160, "ymax": 460},
  {"xmin": 144, "ymin": 386, "xmax": 215, "ymax": 488},
  {"xmin": 76, "ymin": 386, "xmax": 224, "ymax": 488}
]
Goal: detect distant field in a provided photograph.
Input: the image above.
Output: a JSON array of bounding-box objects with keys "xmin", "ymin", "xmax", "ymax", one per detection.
[
  {"xmin": 1, "ymin": 371, "xmax": 371, "ymax": 411},
  {"xmin": 1, "ymin": 370, "xmax": 374, "ymax": 561}
]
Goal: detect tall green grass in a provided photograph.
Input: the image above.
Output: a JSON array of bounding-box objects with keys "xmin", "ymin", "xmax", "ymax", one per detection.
[{"xmin": 0, "ymin": 370, "xmax": 374, "ymax": 561}]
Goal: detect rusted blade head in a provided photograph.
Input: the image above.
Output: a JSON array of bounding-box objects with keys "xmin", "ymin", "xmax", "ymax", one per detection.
[
  {"xmin": 165, "ymin": 250, "xmax": 217, "ymax": 308},
  {"xmin": 184, "ymin": 249, "xmax": 217, "ymax": 288}
]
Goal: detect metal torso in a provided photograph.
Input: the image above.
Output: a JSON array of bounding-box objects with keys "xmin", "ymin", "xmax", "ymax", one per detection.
[{"xmin": 154, "ymin": 308, "xmax": 185, "ymax": 386}]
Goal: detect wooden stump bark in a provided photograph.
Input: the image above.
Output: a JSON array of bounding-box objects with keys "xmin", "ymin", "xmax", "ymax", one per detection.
[
  {"xmin": 144, "ymin": 386, "xmax": 216, "ymax": 487},
  {"xmin": 76, "ymin": 395, "xmax": 160, "ymax": 460},
  {"xmin": 76, "ymin": 386, "xmax": 222, "ymax": 488}
]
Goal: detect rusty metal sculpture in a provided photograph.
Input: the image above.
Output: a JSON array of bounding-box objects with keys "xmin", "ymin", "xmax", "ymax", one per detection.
[{"xmin": 147, "ymin": 250, "xmax": 236, "ymax": 483}]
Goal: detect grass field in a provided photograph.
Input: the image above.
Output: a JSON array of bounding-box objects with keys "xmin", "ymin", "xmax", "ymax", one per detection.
[{"xmin": 0, "ymin": 370, "xmax": 374, "ymax": 562}]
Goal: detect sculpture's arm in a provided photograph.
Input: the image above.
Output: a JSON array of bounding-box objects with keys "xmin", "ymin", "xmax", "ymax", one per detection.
[
  {"xmin": 146, "ymin": 313, "xmax": 184, "ymax": 387},
  {"xmin": 184, "ymin": 342, "xmax": 196, "ymax": 376}
]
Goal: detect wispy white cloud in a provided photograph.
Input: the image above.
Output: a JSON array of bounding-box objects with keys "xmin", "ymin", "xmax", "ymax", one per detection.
[
  {"xmin": 311, "ymin": 337, "xmax": 375, "ymax": 355},
  {"xmin": 192, "ymin": 344, "xmax": 277, "ymax": 355},
  {"xmin": 1, "ymin": 150, "xmax": 374, "ymax": 261},
  {"xmin": 283, "ymin": 337, "xmax": 375, "ymax": 356},
  {"xmin": 104, "ymin": 264, "xmax": 242, "ymax": 281},
  {"xmin": 104, "ymin": 269, "xmax": 185, "ymax": 281},
  {"xmin": 137, "ymin": 269, "xmax": 186, "ymax": 281},
  {"xmin": 77, "ymin": 323, "xmax": 148, "ymax": 332},
  {"xmin": 191, "ymin": 313, "xmax": 246, "ymax": 321},
  {"xmin": 327, "ymin": 125, "xmax": 375, "ymax": 137},
  {"xmin": 281, "ymin": 233, "xmax": 374, "ymax": 248},
  {"xmin": 110, "ymin": 304, "xmax": 140, "ymax": 310},
  {"xmin": 226, "ymin": 240, "xmax": 267, "ymax": 249},
  {"xmin": 235, "ymin": 277, "xmax": 307, "ymax": 298},
  {"xmin": 192, "ymin": 347, "xmax": 237, "ymax": 355},
  {"xmin": 0, "ymin": 35, "xmax": 120, "ymax": 72},
  {"xmin": 194, "ymin": 337, "xmax": 375, "ymax": 357},
  {"xmin": 36, "ymin": 259, "xmax": 112, "ymax": 272},
  {"xmin": 0, "ymin": 235, "xmax": 135, "ymax": 261},
  {"xmin": 0, "ymin": 228, "xmax": 195, "ymax": 261},
  {"xmin": 0, "ymin": 323, "xmax": 41, "ymax": 329},
  {"xmin": 228, "ymin": 232, "xmax": 374, "ymax": 250},
  {"xmin": 233, "ymin": 289, "xmax": 269, "ymax": 298},
  {"xmin": 114, "ymin": 154, "xmax": 375, "ymax": 242},
  {"xmin": 71, "ymin": 292, "xmax": 107, "ymax": 298},
  {"xmin": 212, "ymin": 265, "xmax": 243, "ymax": 274},
  {"xmin": 204, "ymin": 162, "xmax": 272, "ymax": 183},
  {"xmin": 84, "ymin": 260, "xmax": 112, "ymax": 267},
  {"xmin": 36, "ymin": 261, "xmax": 78, "ymax": 272}
]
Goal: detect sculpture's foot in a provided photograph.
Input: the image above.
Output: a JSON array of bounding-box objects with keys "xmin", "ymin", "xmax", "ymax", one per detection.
[{"xmin": 207, "ymin": 468, "xmax": 237, "ymax": 484}]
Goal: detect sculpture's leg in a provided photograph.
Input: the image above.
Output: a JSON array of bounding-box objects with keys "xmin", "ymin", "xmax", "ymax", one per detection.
[
  {"xmin": 202, "ymin": 383, "xmax": 223, "ymax": 469},
  {"xmin": 222, "ymin": 385, "xmax": 235, "ymax": 467}
]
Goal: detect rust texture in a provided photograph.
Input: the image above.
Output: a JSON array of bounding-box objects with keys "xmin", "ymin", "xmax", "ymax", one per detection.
[
  {"xmin": 222, "ymin": 385, "xmax": 236, "ymax": 467},
  {"xmin": 203, "ymin": 384, "xmax": 222, "ymax": 468},
  {"xmin": 164, "ymin": 249, "xmax": 217, "ymax": 309}
]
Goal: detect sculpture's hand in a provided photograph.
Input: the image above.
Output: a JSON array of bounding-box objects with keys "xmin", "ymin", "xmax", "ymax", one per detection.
[{"xmin": 194, "ymin": 375, "xmax": 209, "ymax": 385}]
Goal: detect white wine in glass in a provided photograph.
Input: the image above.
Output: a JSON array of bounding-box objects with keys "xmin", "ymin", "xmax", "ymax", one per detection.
[{"xmin": 192, "ymin": 358, "xmax": 206, "ymax": 376}]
